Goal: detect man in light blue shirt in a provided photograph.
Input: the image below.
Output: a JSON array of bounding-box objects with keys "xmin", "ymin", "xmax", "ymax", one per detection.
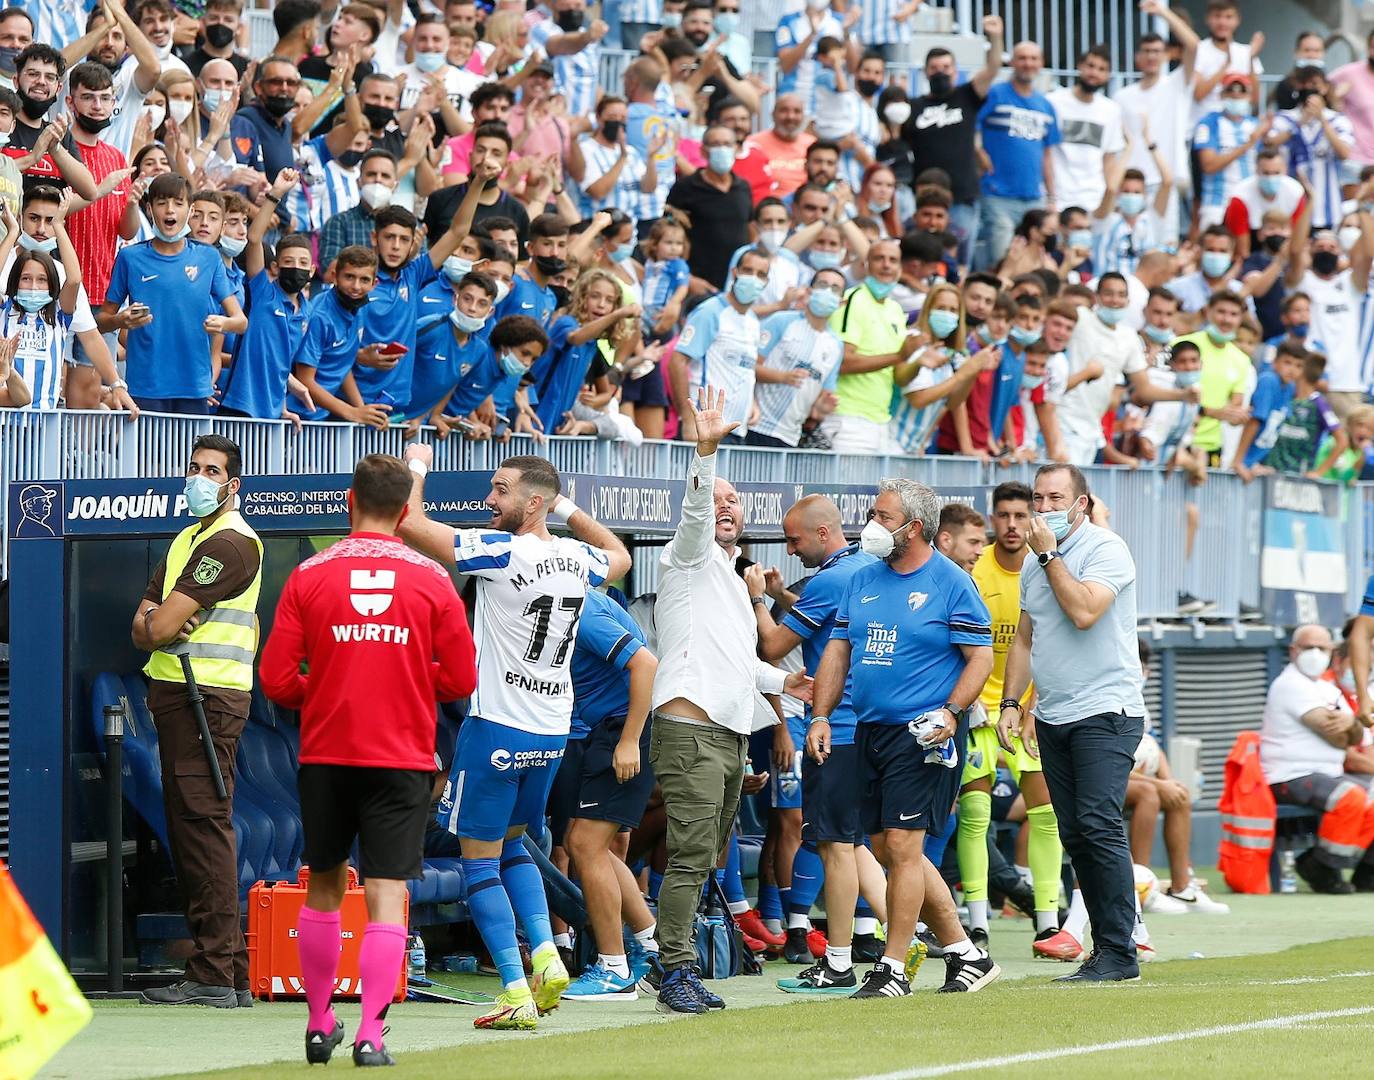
[{"xmin": 997, "ymin": 463, "xmax": 1146, "ymax": 983}]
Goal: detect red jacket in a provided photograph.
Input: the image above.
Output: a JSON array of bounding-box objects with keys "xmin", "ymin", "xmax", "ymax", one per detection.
[{"xmin": 261, "ymin": 532, "xmax": 477, "ymax": 771}]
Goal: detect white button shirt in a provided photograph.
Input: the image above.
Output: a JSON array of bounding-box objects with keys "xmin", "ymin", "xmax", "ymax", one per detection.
[{"xmin": 651, "ymin": 451, "xmax": 787, "ymax": 733}]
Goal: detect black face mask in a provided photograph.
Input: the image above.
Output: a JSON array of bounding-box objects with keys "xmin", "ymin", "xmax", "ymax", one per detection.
[
  {"xmin": 534, "ymin": 254, "xmax": 567, "ymax": 277},
  {"xmin": 0, "ymin": 45, "xmax": 20, "ymax": 76},
  {"xmin": 965, "ymin": 311, "xmax": 985, "ymax": 328},
  {"xmin": 1042, "ymin": 232, "xmax": 1058, "ymax": 253},
  {"xmin": 338, "ymin": 148, "xmax": 364, "ymax": 168},
  {"xmin": 277, "ymin": 266, "xmax": 312, "ymax": 294},
  {"xmin": 601, "ymin": 119, "xmax": 623, "ymax": 142},
  {"xmin": 1263, "ymin": 233, "xmax": 1286, "ymax": 255},
  {"xmin": 550, "ymin": 283, "xmax": 571, "ymax": 308},
  {"xmin": 74, "ymin": 112, "xmax": 113, "ymax": 134},
  {"xmin": 1312, "ymin": 250, "xmax": 1340, "ymax": 276},
  {"xmin": 262, "ymin": 93, "xmax": 295, "ymax": 119},
  {"xmin": 335, "ymin": 290, "xmax": 369, "ymax": 312},
  {"xmin": 856, "ymin": 78, "xmax": 882, "ymax": 99},
  {"xmin": 927, "ymin": 72, "xmax": 952, "ymax": 96},
  {"xmin": 204, "ymin": 23, "xmax": 236, "ymax": 49},
  {"xmin": 363, "ymin": 103, "xmax": 395, "ymax": 129},
  {"xmin": 555, "ymin": 9, "xmax": 584, "ymax": 31},
  {"xmin": 17, "ymin": 89, "xmax": 54, "ymax": 121}
]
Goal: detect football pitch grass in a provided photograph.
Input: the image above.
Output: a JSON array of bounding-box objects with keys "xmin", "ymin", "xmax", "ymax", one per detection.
[{"xmin": 47, "ymin": 887, "xmax": 1374, "ymax": 1080}]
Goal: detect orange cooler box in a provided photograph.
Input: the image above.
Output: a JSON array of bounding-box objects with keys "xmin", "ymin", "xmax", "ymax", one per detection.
[{"xmin": 247, "ymin": 866, "xmax": 407, "ymax": 1002}]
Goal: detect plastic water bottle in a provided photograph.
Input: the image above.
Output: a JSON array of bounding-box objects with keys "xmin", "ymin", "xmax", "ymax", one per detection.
[
  {"xmin": 778, "ymin": 751, "xmax": 802, "ymax": 800},
  {"xmin": 1279, "ymin": 850, "xmax": 1298, "ymax": 894},
  {"xmin": 407, "ymin": 933, "xmax": 427, "ymax": 978}
]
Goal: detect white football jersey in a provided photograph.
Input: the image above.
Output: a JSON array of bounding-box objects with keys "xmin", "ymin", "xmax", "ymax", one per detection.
[{"xmin": 454, "ymin": 529, "xmax": 610, "ymax": 736}]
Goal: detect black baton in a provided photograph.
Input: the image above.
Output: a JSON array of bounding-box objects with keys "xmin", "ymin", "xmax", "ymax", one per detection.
[{"xmin": 179, "ymin": 652, "xmax": 228, "ymax": 800}]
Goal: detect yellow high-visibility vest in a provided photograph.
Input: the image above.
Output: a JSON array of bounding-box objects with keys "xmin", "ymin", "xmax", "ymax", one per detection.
[{"xmin": 143, "ymin": 510, "xmax": 263, "ymax": 692}]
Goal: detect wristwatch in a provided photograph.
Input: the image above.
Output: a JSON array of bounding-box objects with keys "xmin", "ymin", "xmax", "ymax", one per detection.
[
  {"xmin": 750, "ymin": 596, "xmax": 766, "ymax": 606},
  {"xmin": 106, "ymin": 377, "xmax": 127, "ymax": 390},
  {"xmin": 1037, "ymin": 549, "xmax": 1061, "ymax": 567}
]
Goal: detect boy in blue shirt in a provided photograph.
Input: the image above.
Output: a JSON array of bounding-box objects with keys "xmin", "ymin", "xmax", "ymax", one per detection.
[
  {"xmin": 493, "ymin": 213, "xmax": 569, "ymax": 329},
  {"xmin": 291, "ymin": 244, "xmax": 384, "ymax": 426},
  {"xmin": 441, "ymin": 314, "xmax": 548, "ymax": 439},
  {"xmin": 218, "ymin": 168, "xmax": 314, "ymax": 422},
  {"xmin": 97, "ymin": 173, "xmax": 247, "ymax": 414},
  {"xmin": 405, "ymin": 271, "xmax": 498, "ymax": 432},
  {"xmin": 1231, "ymin": 339, "xmax": 1304, "ymax": 481}
]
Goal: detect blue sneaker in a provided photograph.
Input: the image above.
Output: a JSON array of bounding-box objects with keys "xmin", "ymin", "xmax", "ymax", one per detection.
[
  {"xmin": 627, "ymin": 939, "xmax": 654, "ymax": 982},
  {"xmin": 562, "ymin": 962, "xmax": 639, "ymax": 1002},
  {"xmin": 687, "ymin": 967, "xmax": 725, "ymax": 1010},
  {"xmin": 656, "ymin": 966, "xmax": 708, "ymax": 1015}
]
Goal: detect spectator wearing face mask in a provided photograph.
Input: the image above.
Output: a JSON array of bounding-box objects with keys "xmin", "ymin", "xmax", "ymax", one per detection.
[
  {"xmin": 1267, "ymin": 69, "xmax": 1353, "ymax": 231},
  {"xmin": 726, "ymin": 198, "xmax": 805, "ymax": 316},
  {"xmin": 1328, "ymin": 29, "xmax": 1374, "ymax": 173},
  {"xmin": 529, "ymin": 0, "xmax": 610, "ymax": 122},
  {"xmin": 1194, "ymin": 73, "xmax": 1266, "ymax": 231},
  {"xmin": 318, "ymin": 148, "xmax": 399, "ymax": 274},
  {"xmin": 1270, "ymin": 32, "xmax": 1326, "ymax": 112}
]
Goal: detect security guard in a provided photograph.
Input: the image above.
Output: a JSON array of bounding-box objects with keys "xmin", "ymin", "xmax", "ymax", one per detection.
[{"xmin": 131, "ymin": 434, "xmax": 262, "ymax": 1008}]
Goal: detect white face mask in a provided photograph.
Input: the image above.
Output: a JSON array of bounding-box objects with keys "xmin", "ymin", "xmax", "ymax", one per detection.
[
  {"xmin": 1294, "ymin": 647, "xmax": 1331, "ymax": 679},
  {"xmin": 759, "ymin": 227, "xmax": 787, "ymax": 253},
  {"xmin": 168, "ymin": 99, "xmax": 193, "ymax": 125},
  {"xmin": 142, "ymin": 103, "xmax": 167, "ymax": 130},
  {"xmin": 1339, "ymin": 225, "xmax": 1362, "ymax": 253},
  {"xmin": 360, "ymin": 182, "xmax": 393, "ymax": 209},
  {"xmin": 859, "ymin": 517, "xmax": 911, "ymax": 559},
  {"xmin": 883, "ymin": 101, "xmax": 911, "ymax": 126}
]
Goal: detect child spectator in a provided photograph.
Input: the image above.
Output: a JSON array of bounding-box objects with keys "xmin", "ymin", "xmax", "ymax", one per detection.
[
  {"xmin": 1264, "ymin": 349, "xmax": 1344, "ymax": 476},
  {"xmin": 0, "ymin": 197, "xmax": 78, "ymax": 409},
  {"xmin": 640, "ymin": 217, "xmax": 690, "ymax": 340},
  {"xmin": 406, "ymin": 271, "xmax": 499, "ymax": 435},
  {"xmin": 1232, "ymin": 339, "xmax": 1304, "ymax": 481},
  {"xmin": 1313, "ymin": 404, "xmax": 1374, "ymax": 484},
  {"xmin": 810, "ymin": 37, "xmax": 855, "ymax": 142},
  {"xmin": 290, "ymin": 244, "xmax": 383, "ymax": 427},
  {"xmin": 1135, "ymin": 340, "xmax": 1205, "ymax": 478}
]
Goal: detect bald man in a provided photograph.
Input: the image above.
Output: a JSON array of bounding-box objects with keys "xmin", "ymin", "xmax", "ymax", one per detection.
[
  {"xmin": 747, "ymin": 495, "xmax": 889, "ymax": 992},
  {"xmin": 197, "ymin": 58, "xmax": 239, "ymax": 135},
  {"xmin": 745, "ymin": 93, "xmax": 816, "ymax": 197}
]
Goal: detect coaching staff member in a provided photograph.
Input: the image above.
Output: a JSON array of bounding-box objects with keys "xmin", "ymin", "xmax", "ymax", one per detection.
[
  {"xmin": 813, "ymin": 478, "xmax": 998, "ymax": 999},
  {"xmin": 132, "ymin": 435, "xmax": 261, "ymax": 1009},
  {"xmin": 997, "ymin": 463, "xmax": 1146, "ymax": 983},
  {"xmin": 261, "ymin": 454, "xmax": 477, "ymax": 1066}
]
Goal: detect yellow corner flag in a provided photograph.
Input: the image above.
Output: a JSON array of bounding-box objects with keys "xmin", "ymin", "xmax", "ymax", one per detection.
[{"xmin": 0, "ymin": 862, "xmax": 92, "ymax": 1079}]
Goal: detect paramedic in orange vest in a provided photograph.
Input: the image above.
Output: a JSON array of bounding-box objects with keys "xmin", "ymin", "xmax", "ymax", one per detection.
[
  {"xmin": 130, "ymin": 434, "xmax": 262, "ymax": 1009},
  {"xmin": 1260, "ymin": 624, "xmax": 1374, "ymax": 895}
]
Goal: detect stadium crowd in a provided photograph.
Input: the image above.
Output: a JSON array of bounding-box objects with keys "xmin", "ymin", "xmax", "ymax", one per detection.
[{"xmin": 1, "ymin": 0, "xmax": 1374, "ymax": 528}]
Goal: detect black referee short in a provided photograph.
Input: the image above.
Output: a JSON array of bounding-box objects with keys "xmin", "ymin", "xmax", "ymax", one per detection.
[
  {"xmin": 546, "ymin": 735, "xmax": 588, "ymax": 847},
  {"xmin": 572, "ymin": 714, "xmax": 655, "ymax": 830},
  {"xmin": 857, "ymin": 717, "xmax": 967, "ymax": 836},
  {"xmin": 801, "ymin": 742, "xmax": 862, "ymax": 844},
  {"xmin": 298, "ymin": 764, "xmax": 434, "ymax": 881}
]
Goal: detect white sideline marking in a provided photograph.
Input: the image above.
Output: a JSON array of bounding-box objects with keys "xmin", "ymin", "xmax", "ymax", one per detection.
[{"xmin": 851, "ymin": 1006, "xmax": 1374, "ymax": 1080}]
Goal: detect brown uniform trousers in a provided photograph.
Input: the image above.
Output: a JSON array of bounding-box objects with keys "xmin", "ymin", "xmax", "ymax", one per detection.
[{"xmin": 149, "ymin": 680, "xmax": 249, "ymax": 989}]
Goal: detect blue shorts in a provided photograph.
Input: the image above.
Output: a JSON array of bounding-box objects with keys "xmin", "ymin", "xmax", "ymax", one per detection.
[
  {"xmin": 801, "ymin": 741, "xmax": 861, "ymax": 844},
  {"xmin": 438, "ymin": 716, "xmax": 566, "ymax": 843},
  {"xmin": 857, "ymin": 716, "xmax": 968, "ymax": 836},
  {"xmin": 546, "ymin": 734, "xmax": 588, "ymax": 847}
]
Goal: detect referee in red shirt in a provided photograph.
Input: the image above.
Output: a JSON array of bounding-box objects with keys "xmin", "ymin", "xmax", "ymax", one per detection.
[{"xmin": 261, "ymin": 454, "xmax": 477, "ymax": 1068}]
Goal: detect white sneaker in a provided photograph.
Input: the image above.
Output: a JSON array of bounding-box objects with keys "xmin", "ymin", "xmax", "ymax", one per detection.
[
  {"xmin": 1144, "ymin": 891, "xmax": 1191, "ymax": 915},
  {"xmin": 1167, "ymin": 884, "xmax": 1230, "ymax": 915}
]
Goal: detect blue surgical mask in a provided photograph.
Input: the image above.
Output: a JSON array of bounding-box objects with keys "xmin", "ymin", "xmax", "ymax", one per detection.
[
  {"xmin": 808, "ymin": 288, "xmax": 841, "ymax": 318},
  {"xmin": 731, "ymin": 273, "xmax": 765, "ymax": 306},
  {"xmin": 1290, "ymin": 321, "xmax": 1309, "ymax": 338},
  {"xmin": 415, "ymin": 51, "xmax": 447, "ymax": 73},
  {"xmin": 450, "ymin": 308, "xmax": 488, "ymax": 334},
  {"xmin": 1174, "ymin": 368, "xmax": 1201, "ymax": 388},
  {"xmin": 809, "ymin": 249, "xmax": 843, "ymax": 270},
  {"xmin": 219, "ymin": 233, "xmax": 247, "ymax": 258},
  {"xmin": 1009, "ymin": 324, "xmax": 1041, "ymax": 345},
  {"xmin": 17, "ymin": 232, "xmax": 57, "ymax": 255},
  {"xmin": 865, "ymin": 275, "xmax": 895, "ymax": 300},
  {"xmin": 1223, "ymin": 98, "xmax": 1252, "ymax": 118},
  {"xmin": 1040, "ymin": 501, "xmax": 1081, "ymax": 541},
  {"xmin": 1201, "ymin": 251, "xmax": 1231, "ymax": 279},
  {"xmin": 715, "ymin": 11, "xmax": 740, "ymax": 34},
  {"xmin": 1068, "ymin": 228, "xmax": 1092, "ymax": 250},
  {"xmin": 201, "ymin": 87, "xmax": 225, "ymax": 112},
  {"xmin": 443, "ymin": 255, "xmax": 473, "ymax": 281},
  {"xmin": 661, "ymin": 11, "xmax": 682, "ymax": 27},
  {"xmin": 1206, "ymin": 322, "xmax": 1236, "ymax": 344},
  {"xmin": 500, "ymin": 350, "xmax": 526, "ymax": 378},
  {"xmin": 154, "ymin": 221, "xmax": 191, "ymax": 243},
  {"xmin": 1117, "ymin": 192, "xmax": 1145, "ymax": 217},
  {"xmin": 707, "ymin": 145, "xmax": 736, "ymax": 174},
  {"xmin": 608, "ymin": 244, "xmax": 634, "ymax": 263},
  {"xmin": 1096, "ymin": 304, "xmax": 1126, "ymax": 326},
  {"xmin": 13, "ymin": 288, "xmax": 50, "ymax": 312},
  {"xmin": 928, "ymin": 309, "xmax": 960, "ymax": 339},
  {"xmin": 184, "ymin": 474, "xmax": 229, "ymax": 518},
  {"xmin": 1144, "ymin": 323, "xmax": 1174, "ymax": 343},
  {"xmin": 1021, "ymin": 372, "xmax": 1045, "ymax": 390},
  {"xmin": 1258, "ymin": 175, "xmax": 1281, "ymax": 199}
]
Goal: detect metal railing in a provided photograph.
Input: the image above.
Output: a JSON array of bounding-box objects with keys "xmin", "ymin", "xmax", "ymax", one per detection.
[{"xmin": 4, "ymin": 410, "xmax": 1369, "ymax": 623}]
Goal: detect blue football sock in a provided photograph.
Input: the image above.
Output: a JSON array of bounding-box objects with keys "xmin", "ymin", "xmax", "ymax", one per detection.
[
  {"xmin": 648, "ymin": 869, "xmax": 664, "ymax": 901},
  {"xmin": 758, "ymin": 883, "xmax": 783, "ymax": 922},
  {"xmin": 461, "ymin": 857, "xmax": 524, "ymax": 987},
  {"xmin": 721, "ymin": 833, "xmax": 747, "ymax": 905},
  {"xmin": 923, "ymin": 812, "xmax": 958, "ymax": 866},
  {"xmin": 786, "ymin": 842, "xmax": 824, "ymax": 916},
  {"xmin": 500, "ymin": 838, "xmax": 553, "ymax": 951}
]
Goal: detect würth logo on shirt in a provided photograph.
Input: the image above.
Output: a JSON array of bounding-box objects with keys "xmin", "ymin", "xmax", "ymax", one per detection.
[{"xmin": 350, "ymin": 569, "xmax": 396, "ymax": 616}]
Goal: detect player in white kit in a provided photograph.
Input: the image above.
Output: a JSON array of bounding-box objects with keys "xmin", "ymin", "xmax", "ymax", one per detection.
[{"xmin": 400, "ymin": 446, "xmax": 631, "ymax": 1030}]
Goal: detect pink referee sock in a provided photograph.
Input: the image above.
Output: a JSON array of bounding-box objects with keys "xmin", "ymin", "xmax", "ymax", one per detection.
[
  {"xmin": 296, "ymin": 906, "xmax": 341, "ymax": 1033},
  {"xmin": 356, "ymin": 923, "xmax": 407, "ymax": 1048}
]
